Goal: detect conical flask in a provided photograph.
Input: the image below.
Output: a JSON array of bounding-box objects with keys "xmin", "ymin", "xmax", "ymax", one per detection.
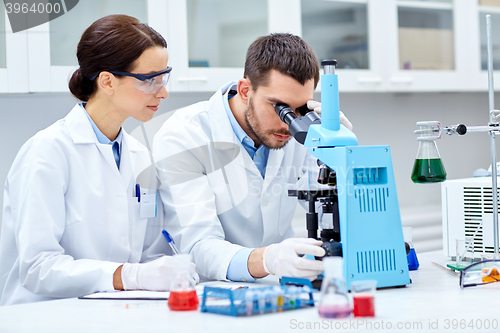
[
  {"xmin": 403, "ymin": 227, "xmax": 419, "ymax": 270},
  {"xmin": 411, "ymin": 121, "xmax": 446, "ymax": 183},
  {"xmin": 318, "ymin": 257, "xmax": 351, "ymax": 318},
  {"xmin": 168, "ymin": 254, "xmax": 199, "ymax": 311}
]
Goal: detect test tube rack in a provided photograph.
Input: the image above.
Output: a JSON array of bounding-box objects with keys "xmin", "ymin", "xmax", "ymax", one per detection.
[{"xmin": 200, "ymin": 285, "xmax": 315, "ymax": 316}]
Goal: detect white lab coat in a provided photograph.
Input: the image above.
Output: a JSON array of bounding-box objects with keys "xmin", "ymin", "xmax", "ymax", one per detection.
[
  {"xmin": 0, "ymin": 104, "xmax": 168, "ymax": 305},
  {"xmin": 153, "ymin": 84, "xmax": 318, "ymax": 281}
]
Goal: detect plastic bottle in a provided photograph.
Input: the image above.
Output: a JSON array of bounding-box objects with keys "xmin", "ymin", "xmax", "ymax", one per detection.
[
  {"xmin": 318, "ymin": 257, "xmax": 351, "ymax": 318},
  {"xmin": 167, "ymin": 254, "xmax": 199, "ymax": 311}
]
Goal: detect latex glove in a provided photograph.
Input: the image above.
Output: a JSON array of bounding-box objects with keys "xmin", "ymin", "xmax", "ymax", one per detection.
[
  {"xmin": 307, "ymin": 100, "xmax": 353, "ymax": 131},
  {"xmin": 263, "ymin": 238, "xmax": 325, "ymax": 279},
  {"xmin": 121, "ymin": 256, "xmax": 199, "ymax": 291}
]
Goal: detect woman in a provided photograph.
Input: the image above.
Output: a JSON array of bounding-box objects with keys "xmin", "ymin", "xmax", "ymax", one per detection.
[{"xmin": 0, "ymin": 15, "xmax": 196, "ymax": 305}]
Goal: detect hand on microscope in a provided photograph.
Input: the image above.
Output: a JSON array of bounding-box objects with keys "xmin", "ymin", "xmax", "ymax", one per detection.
[
  {"xmin": 307, "ymin": 100, "xmax": 353, "ymax": 131},
  {"xmin": 263, "ymin": 238, "xmax": 325, "ymax": 280}
]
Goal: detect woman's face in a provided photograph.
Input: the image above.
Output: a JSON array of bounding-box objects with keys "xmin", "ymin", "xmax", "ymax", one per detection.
[{"xmin": 112, "ymin": 46, "xmax": 169, "ymax": 122}]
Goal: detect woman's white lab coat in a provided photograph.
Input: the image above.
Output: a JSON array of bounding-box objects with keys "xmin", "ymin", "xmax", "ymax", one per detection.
[
  {"xmin": 153, "ymin": 83, "xmax": 318, "ymax": 281},
  {"xmin": 0, "ymin": 104, "xmax": 168, "ymax": 305}
]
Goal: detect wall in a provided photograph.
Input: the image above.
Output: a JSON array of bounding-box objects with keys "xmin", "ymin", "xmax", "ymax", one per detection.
[{"xmin": 1, "ymin": 90, "xmax": 498, "ymax": 252}]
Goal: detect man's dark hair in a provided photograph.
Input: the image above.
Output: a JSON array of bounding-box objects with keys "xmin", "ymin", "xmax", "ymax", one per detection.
[{"xmin": 243, "ymin": 33, "xmax": 320, "ymax": 90}]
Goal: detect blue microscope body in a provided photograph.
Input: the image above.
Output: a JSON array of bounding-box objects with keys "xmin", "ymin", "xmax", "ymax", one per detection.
[{"xmin": 300, "ymin": 62, "xmax": 410, "ymax": 289}]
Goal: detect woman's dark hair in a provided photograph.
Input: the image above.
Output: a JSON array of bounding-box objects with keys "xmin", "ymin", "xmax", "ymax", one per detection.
[
  {"xmin": 69, "ymin": 14, "xmax": 167, "ymax": 101},
  {"xmin": 243, "ymin": 33, "xmax": 319, "ymax": 91}
]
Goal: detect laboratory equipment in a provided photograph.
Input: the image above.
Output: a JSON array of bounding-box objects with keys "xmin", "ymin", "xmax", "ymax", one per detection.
[
  {"xmin": 245, "ymin": 290, "xmax": 254, "ymax": 316},
  {"xmin": 200, "ymin": 284, "xmax": 314, "ymax": 316},
  {"xmin": 411, "ymin": 121, "xmax": 447, "ymax": 183},
  {"xmin": 280, "ymin": 59, "xmax": 410, "ymax": 290},
  {"xmin": 442, "ymin": 177, "xmax": 500, "ymax": 260},
  {"xmin": 257, "ymin": 290, "xmax": 266, "ymax": 314},
  {"xmin": 431, "ymin": 262, "xmax": 459, "ymax": 278},
  {"xmin": 459, "ymin": 259, "xmax": 500, "ymax": 289},
  {"xmin": 318, "ymin": 257, "xmax": 351, "ymax": 318},
  {"xmin": 167, "ymin": 254, "xmax": 199, "ymax": 311},
  {"xmin": 351, "ymin": 280, "xmax": 376, "ymax": 317},
  {"xmin": 403, "ymin": 227, "xmax": 419, "ymax": 271},
  {"xmin": 448, "ymin": 238, "xmax": 475, "ymax": 271},
  {"xmin": 418, "ymin": 16, "xmax": 500, "ymax": 260}
]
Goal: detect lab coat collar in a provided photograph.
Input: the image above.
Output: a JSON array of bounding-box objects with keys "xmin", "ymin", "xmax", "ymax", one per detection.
[
  {"xmin": 64, "ymin": 103, "xmax": 143, "ymax": 152},
  {"xmin": 92, "ymin": 126, "xmax": 145, "ymax": 188},
  {"xmin": 209, "ymin": 82, "xmax": 241, "ymax": 146},
  {"xmin": 65, "ymin": 104, "xmax": 99, "ymax": 144},
  {"xmin": 65, "ymin": 103, "xmax": 145, "ymax": 188},
  {"xmin": 208, "ymin": 83, "xmax": 262, "ymax": 178}
]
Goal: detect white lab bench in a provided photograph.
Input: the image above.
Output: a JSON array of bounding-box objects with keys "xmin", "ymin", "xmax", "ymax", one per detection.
[{"xmin": 0, "ymin": 251, "xmax": 498, "ymax": 333}]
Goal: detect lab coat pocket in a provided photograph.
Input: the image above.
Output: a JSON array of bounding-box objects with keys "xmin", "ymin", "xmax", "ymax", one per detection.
[{"xmin": 129, "ymin": 201, "xmax": 149, "ymax": 261}]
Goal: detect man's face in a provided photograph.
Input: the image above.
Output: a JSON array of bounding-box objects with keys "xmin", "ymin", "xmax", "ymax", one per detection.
[{"xmin": 245, "ymin": 69, "xmax": 315, "ymax": 149}]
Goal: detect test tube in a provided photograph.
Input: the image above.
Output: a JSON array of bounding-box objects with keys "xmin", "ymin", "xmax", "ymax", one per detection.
[
  {"xmin": 289, "ymin": 286, "xmax": 297, "ymax": 310},
  {"xmin": 271, "ymin": 286, "xmax": 281, "ymax": 312},
  {"xmin": 264, "ymin": 290, "xmax": 273, "ymax": 312},
  {"xmin": 245, "ymin": 290, "xmax": 254, "ymax": 316},
  {"xmin": 298, "ymin": 286, "xmax": 311, "ymax": 309},
  {"xmin": 257, "ymin": 290, "xmax": 266, "ymax": 314},
  {"xmin": 276, "ymin": 286, "xmax": 284, "ymax": 311}
]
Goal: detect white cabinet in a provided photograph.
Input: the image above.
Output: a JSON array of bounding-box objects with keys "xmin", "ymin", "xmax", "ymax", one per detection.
[
  {"xmin": 0, "ymin": 8, "xmax": 28, "ymax": 93},
  {"xmin": 477, "ymin": 2, "xmax": 500, "ymax": 91},
  {"xmin": 301, "ymin": 0, "xmax": 385, "ymax": 92},
  {"xmin": 383, "ymin": 0, "xmax": 466, "ymax": 92},
  {"xmin": 26, "ymin": 0, "xmax": 169, "ymax": 93},
  {"xmin": 2, "ymin": 0, "xmax": 500, "ymax": 93},
  {"xmin": 166, "ymin": 0, "xmax": 300, "ymax": 92},
  {"xmin": 166, "ymin": 0, "xmax": 500, "ymax": 93}
]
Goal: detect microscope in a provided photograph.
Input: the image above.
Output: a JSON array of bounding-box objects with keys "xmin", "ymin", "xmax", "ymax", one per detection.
[{"xmin": 275, "ymin": 60, "xmax": 410, "ymax": 289}]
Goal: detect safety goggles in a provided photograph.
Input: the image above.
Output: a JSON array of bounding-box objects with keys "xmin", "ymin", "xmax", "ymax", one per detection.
[
  {"xmin": 90, "ymin": 67, "xmax": 172, "ymax": 94},
  {"xmin": 459, "ymin": 259, "xmax": 500, "ymax": 289}
]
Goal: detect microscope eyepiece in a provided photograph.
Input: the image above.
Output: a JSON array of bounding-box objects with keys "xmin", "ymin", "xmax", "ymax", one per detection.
[
  {"xmin": 274, "ymin": 103, "xmax": 321, "ymax": 145},
  {"xmin": 274, "ymin": 103, "xmax": 297, "ymax": 125}
]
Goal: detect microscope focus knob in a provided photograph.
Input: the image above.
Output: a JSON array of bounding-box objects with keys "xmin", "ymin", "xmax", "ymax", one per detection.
[
  {"xmin": 318, "ymin": 166, "xmax": 329, "ymax": 184},
  {"xmin": 456, "ymin": 124, "xmax": 467, "ymax": 135}
]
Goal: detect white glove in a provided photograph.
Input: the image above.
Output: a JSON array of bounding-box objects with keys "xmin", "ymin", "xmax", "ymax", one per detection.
[
  {"xmin": 121, "ymin": 256, "xmax": 199, "ymax": 291},
  {"xmin": 263, "ymin": 238, "xmax": 325, "ymax": 279},
  {"xmin": 307, "ymin": 100, "xmax": 353, "ymax": 131}
]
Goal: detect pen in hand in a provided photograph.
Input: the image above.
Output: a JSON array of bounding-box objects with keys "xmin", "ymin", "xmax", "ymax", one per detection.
[{"xmin": 162, "ymin": 230, "xmax": 180, "ymax": 255}]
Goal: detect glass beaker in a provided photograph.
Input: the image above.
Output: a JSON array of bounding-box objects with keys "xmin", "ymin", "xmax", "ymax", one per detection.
[
  {"xmin": 167, "ymin": 254, "xmax": 199, "ymax": 311},
  {"xmin": 318, "ymin": 257, "xmax": 351, "ymax": 318},
  {"xmin": 411, "ymin": 121, "xmax": 447, "ymax": 183},
  {"xmin": 455, "ymin": 237, "xmax": 475, "ymax": 269},
  {"xmin": 351, "ymin": 280, "xmax": 376, "ymax": 317}
]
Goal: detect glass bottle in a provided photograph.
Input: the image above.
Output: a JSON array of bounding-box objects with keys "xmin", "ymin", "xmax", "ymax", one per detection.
[
  {"xmin": 167, "ymin": 254, "xmax": 199, "ymax": 311},
  {"xmin": 411, "ymin": 122, "xmax": 446, "ymax": 183},
  {"xmin": 403, "ymin": 227, "xmax": 419, "ymax": 271},
  {"xmin": 318, "ymin": 257, "xmax": 351, "ymax": 318}
]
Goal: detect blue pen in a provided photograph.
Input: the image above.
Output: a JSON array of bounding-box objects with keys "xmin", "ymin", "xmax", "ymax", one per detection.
[
  {"xmin": 135, "ymin": 184, "xmax": 141, "ymax": 202},
  {"xmin": 162, "ymin": 230, "xmax": 180, "ymax": 255}
]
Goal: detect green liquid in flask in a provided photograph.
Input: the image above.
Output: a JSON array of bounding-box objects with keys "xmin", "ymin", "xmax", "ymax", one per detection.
[{"xmin": 411, "ymin": 158, "xmax": 446, "ymax": 183}]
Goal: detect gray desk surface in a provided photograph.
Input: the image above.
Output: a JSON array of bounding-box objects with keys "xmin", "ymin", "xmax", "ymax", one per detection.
[{"xmin": 1, "ymin": 250, "xmax": 499, "ymax": 333}]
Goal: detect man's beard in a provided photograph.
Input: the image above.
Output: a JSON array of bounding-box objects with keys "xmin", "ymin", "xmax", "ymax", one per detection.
[{"xmin": 244, "ymin": 97, "xmax": 291, "ymax": 150}]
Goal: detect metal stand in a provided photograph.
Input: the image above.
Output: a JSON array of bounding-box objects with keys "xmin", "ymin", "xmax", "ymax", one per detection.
[
  {"xmin": 417, "ymin": 15, "xmax": 500, "ymax": 258},
  {"xmin": 486, "ymin": 15, "xmax": 500, "ymax": 258},
  {"xmin": 441, "ymin": 15, "xmax": 500, "ymax": 257}
]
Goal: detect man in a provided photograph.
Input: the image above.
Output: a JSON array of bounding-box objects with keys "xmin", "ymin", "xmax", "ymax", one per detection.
[{"xmin": 153, "ymin": 33, "xmax": 352, "ymax": 282}]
